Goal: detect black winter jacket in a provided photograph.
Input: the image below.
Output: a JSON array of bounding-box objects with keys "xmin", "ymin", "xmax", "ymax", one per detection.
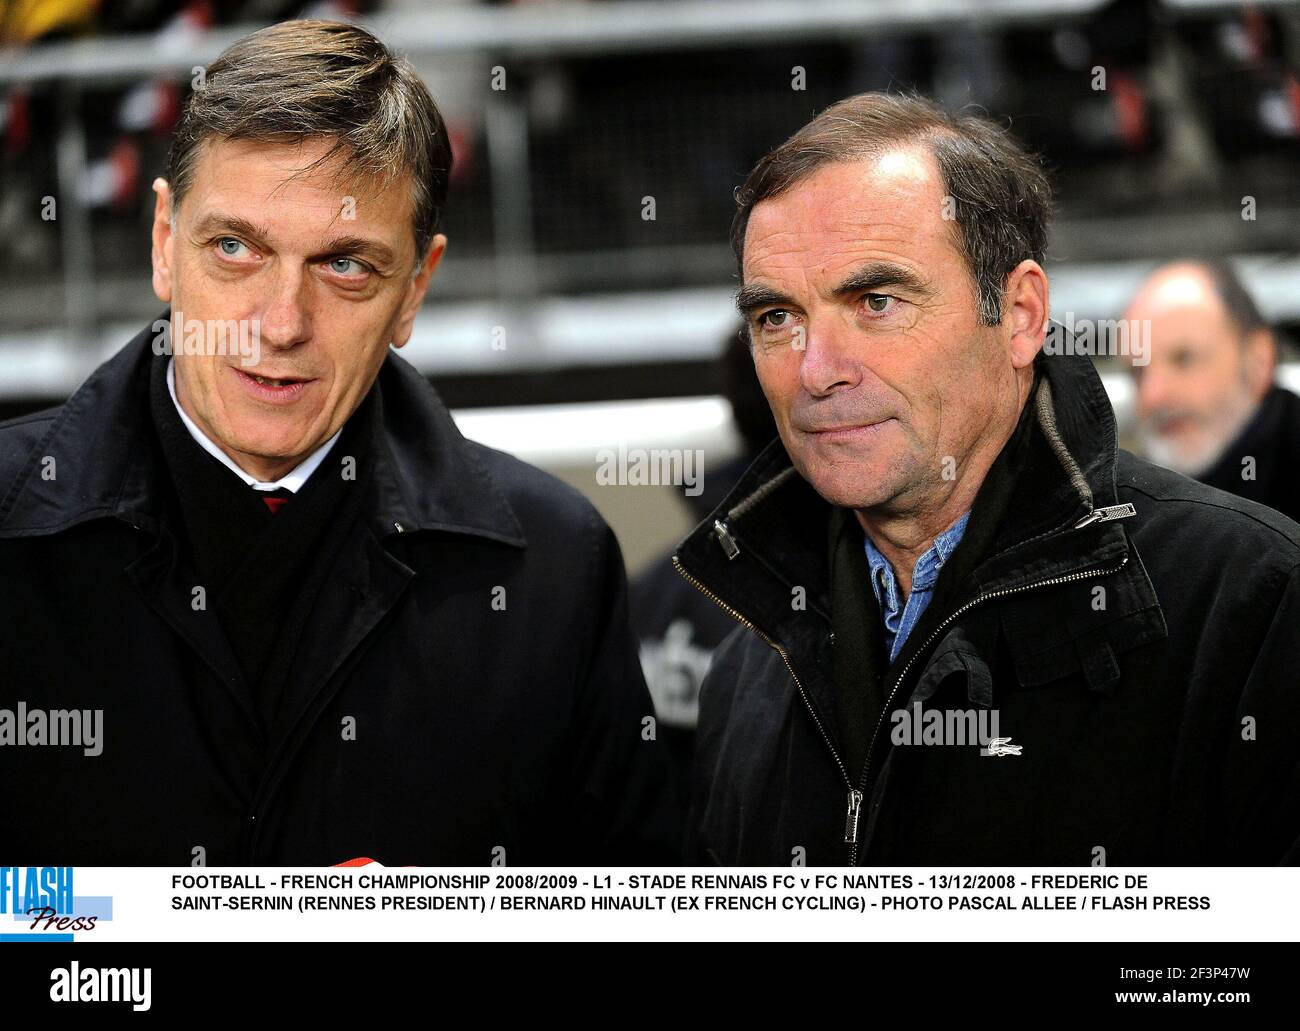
[
  {"xmin": 676, "ymin": 346, "xmax": 1300, "ymax": 866},
  {"xmin": 1198, "ymin": 384, "xmax": 1300, "ymax": 527},
  {"xmin": 0, "ymin": 322, "xmax": 679, "ymax": 866}
]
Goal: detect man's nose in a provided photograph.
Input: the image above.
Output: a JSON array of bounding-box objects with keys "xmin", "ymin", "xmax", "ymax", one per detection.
[
  {"xmin": 258, "ymin": 269, "xmax": 313, "ymax": 350},
  {"xmin": 797, "ymin": 317, "xmax": 863, "ymax": 397},
  {"xmin": 1136, "ymin": 363, "xmax": 1171, "ymax": 417}
]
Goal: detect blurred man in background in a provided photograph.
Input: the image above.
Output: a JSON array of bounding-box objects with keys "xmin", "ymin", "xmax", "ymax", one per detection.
[{"xmin": 1124, "ymin": 259, "xmax": 1300, "ymax": 524}]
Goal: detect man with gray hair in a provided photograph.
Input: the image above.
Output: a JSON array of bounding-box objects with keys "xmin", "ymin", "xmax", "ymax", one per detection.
[
  {"xmin": 1123, "ymin": 259, "xmax": 1300, "ymax": 525},
  {"xmin": 0, "ymin": 21, "xmax": 677, "ymax": 866},
  {"xmin": 677, "ymin": 92, "xmax": 1300, "ymax": 866}
]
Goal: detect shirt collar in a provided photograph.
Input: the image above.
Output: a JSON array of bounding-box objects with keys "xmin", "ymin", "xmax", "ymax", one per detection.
[
  {"xmin": 166, "ymin": 357, "xmax": 341, "ymax": 493},
  {"xmin": 864, "ymin": 509, "xmax": 972, "ymax": 606}
]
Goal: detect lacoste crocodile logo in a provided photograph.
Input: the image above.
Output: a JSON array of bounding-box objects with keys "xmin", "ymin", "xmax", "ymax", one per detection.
[{"xmin": 981, "ymin": 736, "xmax": 1023, "ymax": 757}]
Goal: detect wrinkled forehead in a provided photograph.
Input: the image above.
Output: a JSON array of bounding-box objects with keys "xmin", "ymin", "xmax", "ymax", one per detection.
[
  {"xmin": 180, "ymin": 136, "xmax": 414, "ymax": 249},
  {"xmin": 741, "ymin": 149, "xmax": 962, "ymax": 285}
]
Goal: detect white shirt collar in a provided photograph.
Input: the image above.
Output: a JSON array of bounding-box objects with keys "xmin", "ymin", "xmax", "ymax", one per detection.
[{"xmin": 166, "ymin": 358, "xmax": 341, "ymax": 493}]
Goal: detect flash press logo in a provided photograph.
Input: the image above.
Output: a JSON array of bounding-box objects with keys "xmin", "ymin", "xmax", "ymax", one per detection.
[
  {"xmin": 50, "ymin": 963, "xmax": 151, "ymax": 1012},
  {"xmin": 1, "ymin": 866, "xmax": 107, "ymax": 939},
  {"xmin": 595, "ymin": 445, "xmax": 704, "ymax": 497}
]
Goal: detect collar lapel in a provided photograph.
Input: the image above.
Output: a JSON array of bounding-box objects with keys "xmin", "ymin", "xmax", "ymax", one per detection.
[
  {"xmin": 0, "ymin": 317, "xmax": 529, "ymax": 553},
  {"xmin": 365, "ymin": 355, "xmax": 526, "ymax": 547},
  {"xmin": 0, "ymin": 320, "xmax": 163, "ymax": 537},
  {"xmin": 257, "ymin": 521, "xmax": 415, "ymax": 798}
]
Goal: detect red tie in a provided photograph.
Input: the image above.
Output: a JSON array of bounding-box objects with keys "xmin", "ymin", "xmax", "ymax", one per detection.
[{"xmin": 258, "ymin": 487, "xmax": 293, "ymax": 515}]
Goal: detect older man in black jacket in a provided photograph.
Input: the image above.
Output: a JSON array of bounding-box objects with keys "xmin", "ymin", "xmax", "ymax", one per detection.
[
  {"xmin": 0, "ymin": 21, "xmax": 677, "ymax": 866},
  {"xmin": 677, "ymin": 93, "xmax": 1300, "ymax": 867}
]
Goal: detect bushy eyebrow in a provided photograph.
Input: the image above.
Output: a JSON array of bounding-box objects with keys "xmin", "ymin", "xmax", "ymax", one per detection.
[
  {"xmin": 736, "ymin": 260, "xmax": 932, "ymax": 318},
  {"xmin": 315, "ymin": 235, "xmax": 397, "ymax": 269},
  {"xmin": 191, "ymin": 212, "xmax": 273, "ymax": 244},
  {"xmin": 832, "ymin": 260, "xmax": 931, "ymax": 299},
  {"xmin": 190, "ymin": 213, "xmax": 398, "ymax": 270},
  {"xmin": 735, "ymin": 283, "xmax": 795, "ymax": 319}
]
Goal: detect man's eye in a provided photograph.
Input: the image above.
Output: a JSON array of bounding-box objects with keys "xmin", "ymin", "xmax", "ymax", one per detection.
[
  {"xmin": 863, "ymin": 293, "xmax": 897, "ymax": 314},
  {"xmin": 327, "ymin": 257, "xmax": 367, "ymax": 277},
  {"xmin": 216, "ymin": 237, "xmax": 249, "ymax": 258},
  {"xmin": 758, "ymin": 309, "xmax": 792, "ymax": 329}
]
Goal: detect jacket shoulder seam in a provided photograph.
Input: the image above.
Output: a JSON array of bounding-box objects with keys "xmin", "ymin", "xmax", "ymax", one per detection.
[
  {"xmin": 1122, "ymin": 480, "xmax": 1300, "ymax": 548},
  {"xmin": 0, "ymin": 410, "xmax": 59, "ymax": 433}
]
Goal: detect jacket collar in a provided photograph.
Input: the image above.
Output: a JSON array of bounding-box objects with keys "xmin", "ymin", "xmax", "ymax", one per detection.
[
  {"xmin": 0, "ymin": 316, "xmax": 526, "ymax": 548},
  {"xmin": 674, "ymin": 337, "xmax": 1134, "ymax": 645}
]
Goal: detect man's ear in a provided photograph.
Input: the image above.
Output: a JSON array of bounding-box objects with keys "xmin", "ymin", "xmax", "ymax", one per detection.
[
  {"xmin": 1004, "ymin": 259, "xmax": 1050, "ymax": 370},
  {"xmin": 1243, "ymin": 327, "xmax": 1276, "ymax": 400},
  {"xmin": 391, "ymin": 233, "xmax": 447, "ymax": 349},
  {"xmin": 151, "ymin": 178, "xmax": 175, "ymax": 304}
]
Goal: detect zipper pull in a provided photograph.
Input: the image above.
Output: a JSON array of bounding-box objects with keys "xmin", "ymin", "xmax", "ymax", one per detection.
[
  {"xmin": 843, "ymin": 789, "xmax": 864, "ymax": 844},
  {"xmin": 1074, "ymin": 502, "xmax": 1136, "ymax": 529},
  {"xmin": 712, "ymin": 519, "xmax": 740, "ymax": 560}
]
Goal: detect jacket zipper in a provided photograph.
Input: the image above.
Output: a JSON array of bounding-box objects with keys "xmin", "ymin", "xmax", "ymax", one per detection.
[
  {"xmin": 677, "ymin": 502, "xmax": 1135, "ymax": 866},
  {"xmin": 1073, "ymin": 502, "xmax": 1135, "ymax": 528},
  {"xmin": 670, "ymin": 554, "xmax": 857, "ymax": 804},
  {"xmin": 848, "ymin": 548, "xmax": 1131, "ymax": 865}
]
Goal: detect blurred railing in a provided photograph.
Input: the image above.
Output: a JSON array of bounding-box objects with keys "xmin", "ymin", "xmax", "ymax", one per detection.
[{"xmin": 0, "ymin": 0, "xmax": 1296, "ymax": 400}]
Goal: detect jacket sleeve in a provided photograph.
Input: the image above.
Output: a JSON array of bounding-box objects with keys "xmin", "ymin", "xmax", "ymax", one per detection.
[
  {"xmin": 564, "ymin": 513, "xmax": 683, "ymax": 864},
  {"xmin": 1218, "ymin": 560, "xmax": 1300, "ymax": 864}
]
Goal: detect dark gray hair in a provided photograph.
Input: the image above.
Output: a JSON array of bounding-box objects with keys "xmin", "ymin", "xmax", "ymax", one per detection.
[
  {"xmin": 731, "ymin": 92, "xmax": 1052, "ymax": 326},
  {"xmin": 167, "ymin": 19, "xmax": 452, "ymax": 260},
  {"xmin": 1191, "ymin": 259, "xmax": 1269, "ymax": 338}
]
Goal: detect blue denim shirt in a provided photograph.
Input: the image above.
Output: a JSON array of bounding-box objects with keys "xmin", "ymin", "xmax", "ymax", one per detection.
[{"xmin": 864, "ymin": 510, "xmax": 971, "ymax": 664}]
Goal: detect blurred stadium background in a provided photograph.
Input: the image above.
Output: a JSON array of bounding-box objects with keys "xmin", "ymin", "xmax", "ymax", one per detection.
[{"xmin": 0, "ymin": 0, "xmax": 1297, "ymax": 571}]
